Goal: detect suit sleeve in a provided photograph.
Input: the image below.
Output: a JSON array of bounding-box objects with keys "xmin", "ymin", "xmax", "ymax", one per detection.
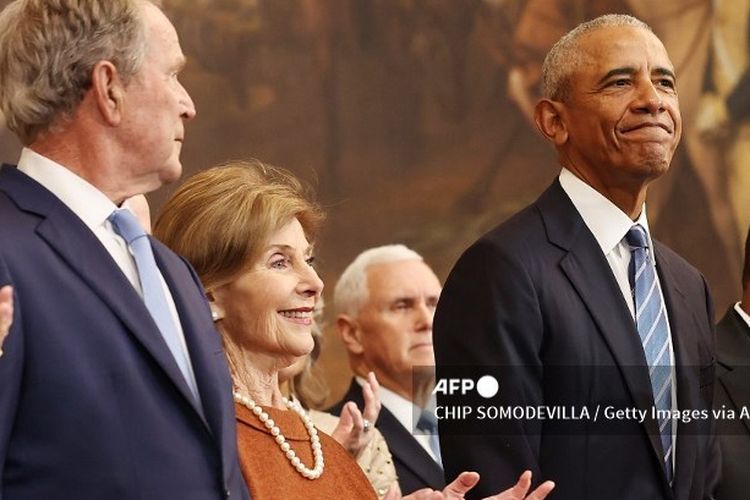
[
  {"xmin": 0, "ymin": 254, "xmax": 23, "ymax": 496},
  {"xmin": 433, "ymin": 239, "xmax": 545, "ymax": 499}
]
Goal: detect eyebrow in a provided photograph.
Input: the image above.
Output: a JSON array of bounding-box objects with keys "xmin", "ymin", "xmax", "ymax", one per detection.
[
  {"xmin": 653, "ymin": 66, "xmax": 676, "ymax": 81},
  {"xmin": 597, "ymin": 66, "xmax": 676, "ymax": 85},
  {"xmin": 265, "ymin": 243, "xmax": 314, "ymax": 255}
]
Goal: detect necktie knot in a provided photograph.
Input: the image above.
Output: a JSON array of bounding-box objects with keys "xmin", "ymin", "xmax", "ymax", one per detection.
[
  {"xmin": 109, "ymin": 208, "xmax": 147, "ymax": 245},
  {"xmin": 625, "ymin": 224, "xmax": 649, "ymax": 250},
  {"xmin": 416, "ymin": 409, "xmax": 438, "ymax": 433}
]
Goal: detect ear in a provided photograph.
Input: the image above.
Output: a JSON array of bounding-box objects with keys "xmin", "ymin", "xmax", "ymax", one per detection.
[
  {"xmin": 90, "ymin": 60, "xmax": 126, "ymax": 126},
  {"xmin": 337, "ymin": 315, "xmax": 364, "ymax": 355},
  {"xmin": 206, "ymin": 289, "xmax": 225, "ymax": 322},
  {"xmin": 534, "ymin": 98, "xmax": 569, "ymax": 146}
]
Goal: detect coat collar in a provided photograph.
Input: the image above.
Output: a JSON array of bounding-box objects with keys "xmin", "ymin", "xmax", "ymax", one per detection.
[
  {"xmin": 538, "ymin": 179, "xmax": 701, "ymax": 496},
  {"xmin": 0, "ymin": 164, "xmax": 212, "ymax": 425}
]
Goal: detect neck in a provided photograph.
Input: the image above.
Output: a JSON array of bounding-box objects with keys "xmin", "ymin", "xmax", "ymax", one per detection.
[
  {"xmin": 29, "ymin": 122, "xmax": 156, "ymax": 205},
  {"xmin": 563, "ymin": 162, "xmax": 650, "ymax": 220},
  {"xmin": 223, "ymin": 335, "xmax": 287, "ymax": 409}
]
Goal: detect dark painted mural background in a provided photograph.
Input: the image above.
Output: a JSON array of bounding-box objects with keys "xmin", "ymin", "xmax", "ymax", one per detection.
[{"xmin": 1, "ymin": 0, "xmax": 746, "ymax": 402}]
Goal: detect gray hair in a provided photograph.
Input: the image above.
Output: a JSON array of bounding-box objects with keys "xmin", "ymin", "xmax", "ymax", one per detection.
[
  {"xmin": 333, "ymin": 244, "xmax": 423, "ymax": 318},
  {"xmin": 541, "ymin": 14, "xmax": 652, "ymax": 101},
  {"xmin": 0, "ymin": 0, "xmax": 151, "ymax": 145}
]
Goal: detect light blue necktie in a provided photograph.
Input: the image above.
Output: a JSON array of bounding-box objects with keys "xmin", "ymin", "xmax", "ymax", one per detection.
[
  {"xmin": 416, "ymin": 409, "xmax": 443, "ymax": 467},
  {"xmin": 626, "ymin": 224, "xmax": 673, "ymax": 483},
  {"xmin": 109, "ymin": 208, "xmax": 200, "ymax": 403}
]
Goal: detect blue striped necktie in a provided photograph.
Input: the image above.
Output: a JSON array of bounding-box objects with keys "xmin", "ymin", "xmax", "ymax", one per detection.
[
  {"xmin": 109, "ymin": 208, "xmax": 200, "ymax": 403},
  {"xmin": 626, "ymin": 224, "xmax": 673, "ymax": 483}
]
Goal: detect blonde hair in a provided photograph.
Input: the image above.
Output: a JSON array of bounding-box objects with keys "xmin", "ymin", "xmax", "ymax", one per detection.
[
  {"xmin": 0, "ymin": 0, "xmax": 153, "ymax": 144},
  {"xmin": 153, "ymin": 159, "xmax": 324, "ymax": 291}
]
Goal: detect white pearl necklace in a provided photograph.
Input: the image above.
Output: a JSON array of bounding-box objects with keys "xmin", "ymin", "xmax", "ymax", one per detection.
[{"xmin": 233, "ymin": 391, "xmax": 325, "ymax": 480}]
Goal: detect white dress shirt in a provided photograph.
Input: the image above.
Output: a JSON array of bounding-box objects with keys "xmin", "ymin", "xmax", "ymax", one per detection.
[
  {"xmin": 559, "ymin": 167, "xmax": 677, "ymax": 470},
  {"xmin": 356, "ymin": 376, "xmax": 441, "ymax": 464},
  {"xmin": 733, "ymin": 302, "xmax": 750, "ymax": 328},
  {"xmin": 17, "ymin": 147, "xmax": 200, "ymax": 396}
]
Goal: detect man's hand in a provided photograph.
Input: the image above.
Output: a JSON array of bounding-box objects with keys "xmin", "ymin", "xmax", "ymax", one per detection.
[
  {"xmin": 392, "ymin": 470, "xmax": 554, "ymax": 500},
  {"xmin": 0, "ymin": 285, "xmax": 14, "ymax": 357}
]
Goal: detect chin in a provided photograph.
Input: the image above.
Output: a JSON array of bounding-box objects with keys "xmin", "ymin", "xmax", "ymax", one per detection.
[{"xmin": 158, "ymin": 156, "xmax": 184, "ymax": 184}]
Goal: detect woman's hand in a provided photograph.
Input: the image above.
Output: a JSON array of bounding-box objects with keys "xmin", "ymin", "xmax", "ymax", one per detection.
[
  {"xmin": 0, "ymin": 285, "xmax": 14, "ymax": 357},
  {"xmin": 392, "ymin": 470, "xmax": 555, "ymax": 500},
  {"xmin": 330, "ymin": 371, "xmax": 382, "ymax": 458}
]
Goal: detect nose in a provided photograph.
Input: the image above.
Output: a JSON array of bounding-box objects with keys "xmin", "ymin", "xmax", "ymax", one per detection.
[
  {"xmin": 633, "ymin": 80, "xmax": 664, "ymax": 115},
  {"xmin": 414, "ymin": 301, "xmax": 434, "ymax": 331},
  {"xmin": 298, "ymin": 264, "xmax": 324, "ymax": 298},
  {"xmin": 179, "ymin": 82, "xmax": 197, "ymax": 120}
]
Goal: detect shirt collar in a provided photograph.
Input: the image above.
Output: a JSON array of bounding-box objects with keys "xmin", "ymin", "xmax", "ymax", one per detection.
[
  {"xmin": 559, "ymin": 167, "xmax": 653, "ymax": 254},
  {"xmin": 17, "ymin": 147, "xmax": 118, "ymax": 230},
  {"xmin": 733, "ymin": 302, "xmax": 750, "ymax": 330}
]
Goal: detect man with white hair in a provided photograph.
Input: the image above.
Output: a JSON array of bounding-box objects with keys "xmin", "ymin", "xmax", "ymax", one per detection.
[{"xmin": 330, "ymin": 244, "xmax": 446, "ymax": 495}]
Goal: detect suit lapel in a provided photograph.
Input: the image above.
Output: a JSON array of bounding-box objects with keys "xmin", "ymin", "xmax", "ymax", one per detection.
[
  {"xmin": 340, "ymin": 380, "xmax": 444, "ymax": 489},
  {"xmin": 153, "ymin": 243, "xmax": 237, "ymax": 473},
  {"xmin": 377, "ymin": 407, "xmax": 445, "ymax": 488},
  {"xmin": 538, "ymin": 181, "xmax": 671, "ymax": 489},
  {"xmin": 2, "ymin": 166, "xmax": 208, "ymax": 426},
  {"xmin": 152, "ymin": 243, "xmax": 219, "ymax": 424},
  {"xmin": 717, "ymin": 310, "xmax": 750, "ymax": 434},
  {"xmin": 654, "ymin": 246, "xmax": 699, "ymax": 498}
]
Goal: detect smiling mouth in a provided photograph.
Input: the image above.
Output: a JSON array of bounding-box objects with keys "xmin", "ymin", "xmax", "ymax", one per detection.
[
  {"xmin": 278, "ymin": 308, "xmax": 313, "ymax": 325},
  {"xmin": 620, "ymin": 123, "xmax": 672, "ymax": 134}
]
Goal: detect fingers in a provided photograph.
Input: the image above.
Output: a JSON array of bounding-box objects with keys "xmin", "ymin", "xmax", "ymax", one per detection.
[
  {"xmin": 485, "ymin": 471, "xmax": 555, "ymax": 500},
  {"xmin": 442, "ymin": 471, "xmax": 481, "ymax": 498},
  {"xmin": 362, "ymin": 371, "xmax": 382, "ymax": 423},
  {"xmin": 402, "ymin": 489, "xmax": 443, "ymax": 500},
  {"xmin": 348, "ymin": 400, "xmax": 365, "ymax": 437},
  {"xmin": 339, "ymin": 402, "xmax": 357, "ymax": 432},
  {"xmin": 382, "ymin": 482, "xmax": 401, "ymax": 500},
  {"xmin": 525, "ymin": 481, "xmax": 555, "ymax": 500},
  {"xmin": 0, "ymin": 285, "xmax": 13, "ymax": 342},
  {"xmin": 330, "ymin": 401, "xmax": 356, "ymax": 447},
  {"xmin": 506, "ymin": 470, "xmax": 532, "ymax": 498}
]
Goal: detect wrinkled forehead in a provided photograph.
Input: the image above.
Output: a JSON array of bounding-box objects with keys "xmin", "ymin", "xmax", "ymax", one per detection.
[
  {"xmin": 577, "ymin": 26, "xmax": 674, "ymax": 75},
  {"xmin": 365, "ymin": 260, "xmax": 441, "ymax": 301}
]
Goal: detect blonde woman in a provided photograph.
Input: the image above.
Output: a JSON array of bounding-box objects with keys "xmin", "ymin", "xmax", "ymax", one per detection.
[{"xmin": 154, "ymin": 160, "xmax": 554, "ymax": 500}]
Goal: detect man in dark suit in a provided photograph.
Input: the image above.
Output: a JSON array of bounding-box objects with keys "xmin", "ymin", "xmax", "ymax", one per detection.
[
  {"xmin": 0, "ymin": 1, "xmax": 248, "ymax": 499},
  {"xmin": 330, "ymin": 245, "xmax": 446, "ymax": 494},
  {"xmin": 715, "ymin": 227, "xmax": 750, "ymax": 500},
  {"xmin": 434, "ymin": 14, "xmax": 718, "ymax": 500}
]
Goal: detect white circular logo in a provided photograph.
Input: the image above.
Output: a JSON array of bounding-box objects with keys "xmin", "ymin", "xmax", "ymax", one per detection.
[{"xmin": 476, "ymin": 375, "xmax": 499, "ymax": 398}]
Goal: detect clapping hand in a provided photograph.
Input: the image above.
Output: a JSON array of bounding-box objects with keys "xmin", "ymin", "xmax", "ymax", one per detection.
[
  {"xmin": 387, "ymin": 470, "xmax": 554, "ymax": 500},
  {"xmin": 330, "ymin": 371, "xmax": 381, "ymax": 458}
]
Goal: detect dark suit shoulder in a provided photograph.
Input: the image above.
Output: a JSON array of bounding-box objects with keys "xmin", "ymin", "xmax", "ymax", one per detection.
[
  {"xmin": 716, "ymin": 306, "xmax": 750, "ymax": 368},
  {"xmin": 653, "ymin": 239, "xmax": 705, "ymax": 282}
]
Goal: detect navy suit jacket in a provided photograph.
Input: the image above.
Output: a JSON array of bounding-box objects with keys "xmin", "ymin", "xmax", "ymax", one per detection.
[
  {"xmin": 0, "ymin": 165, "xmax": 249, "ymax": 500},
  {"xmin": 434, "ymin": 180, "xmax": 718, "ymax": 500},
  {"xmin": 329, "ymin": 379, "xmax": 445, "ymax": 494},
  {"xmin": 715, "ymin": 306, "xmax": 750, "ymax": 500}
]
